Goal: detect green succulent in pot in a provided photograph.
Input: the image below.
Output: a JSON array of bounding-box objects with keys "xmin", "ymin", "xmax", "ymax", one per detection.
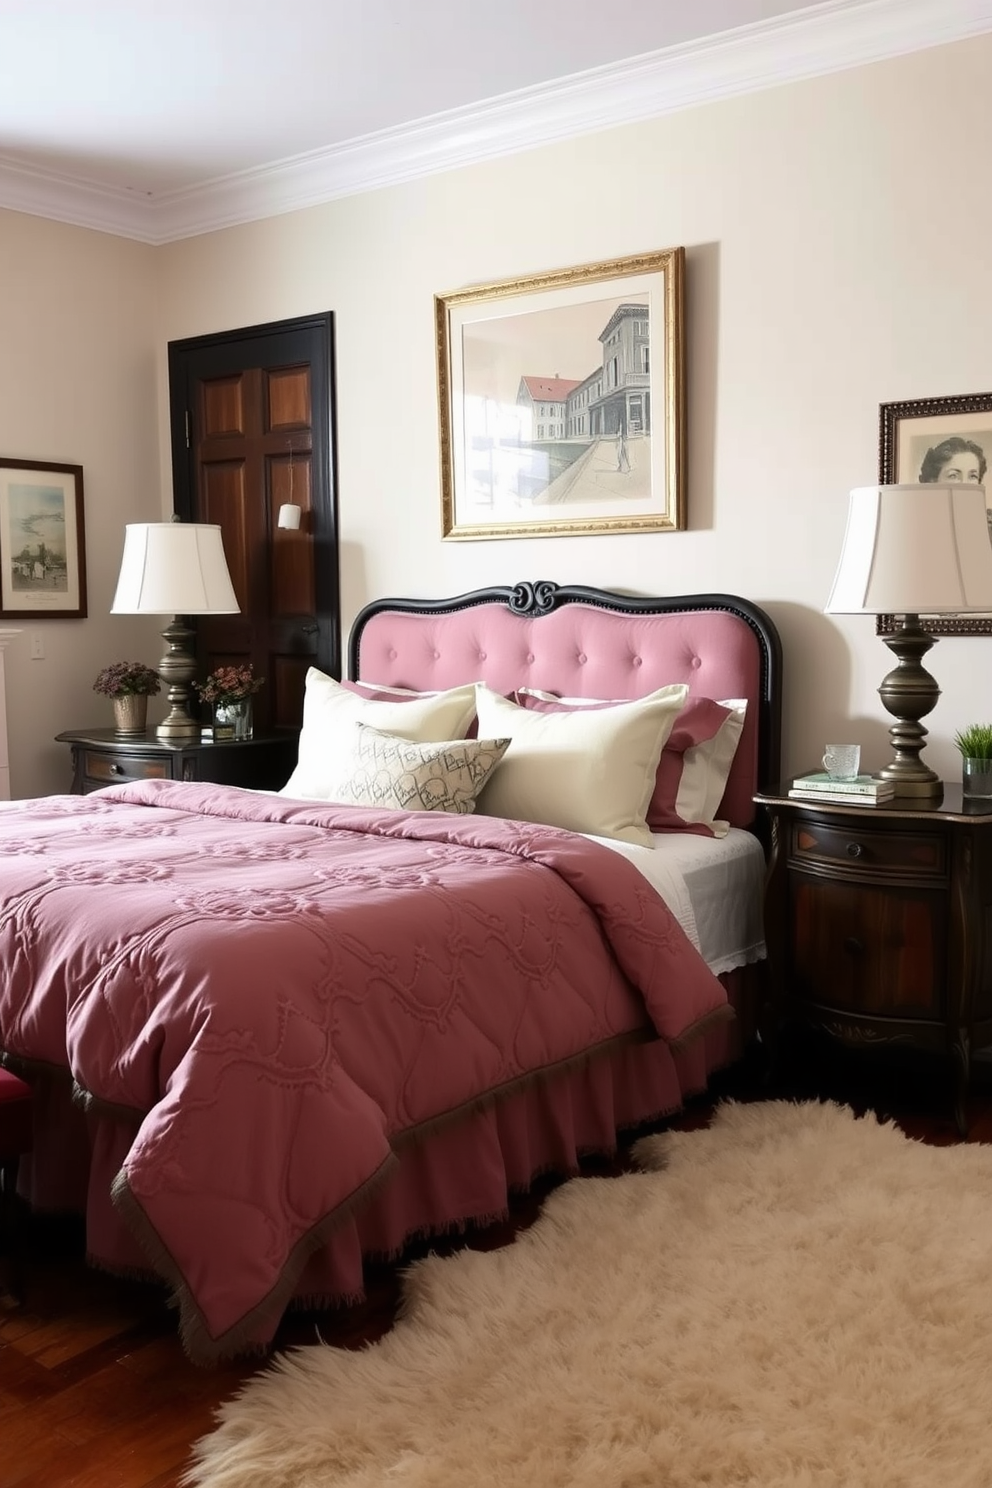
[{"xmin": 954, "ymin": 724, "xmax": 992, "ymax": 762}]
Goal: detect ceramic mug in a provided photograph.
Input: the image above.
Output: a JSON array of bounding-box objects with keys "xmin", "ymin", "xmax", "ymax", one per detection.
[{"xmin": 823, "ymin": 743, "xmax": 861, "ymax": 780}]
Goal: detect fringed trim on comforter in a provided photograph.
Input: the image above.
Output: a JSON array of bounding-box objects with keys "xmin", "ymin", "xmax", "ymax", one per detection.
[
  {"xmin": 111, "ymin": 1150, "xmax": 401, "ymax": 1367},
  {"xmin": 388, "ymin": 1004, "xmax": 732, "ymax": 1156},
  {"xmin": 14, "ymin": 992, "xmax": 734, "ymax": 1365}
]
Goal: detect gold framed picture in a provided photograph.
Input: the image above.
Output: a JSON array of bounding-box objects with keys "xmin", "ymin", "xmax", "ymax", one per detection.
[{"xmin": 436, "ymin": 247, "xmax": 685, "ymax": 540}]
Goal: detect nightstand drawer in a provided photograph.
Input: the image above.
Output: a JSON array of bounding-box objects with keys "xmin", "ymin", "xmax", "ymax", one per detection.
[
  {"xmin": 82, "ymin": 750, "xmax": 170, "ymax": 785},
  {"xmin": 792, "ymin": 820, "xmax": 946, "ymax": 879},
  {"xmin": 792, "ymin": 878, "xmax": 945, "ymax": 1019}
]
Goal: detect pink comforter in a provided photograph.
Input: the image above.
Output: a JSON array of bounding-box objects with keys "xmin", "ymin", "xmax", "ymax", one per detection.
[{"xmin": 0, "ymin": 780, "xmax": 728, "ymax": 1361}]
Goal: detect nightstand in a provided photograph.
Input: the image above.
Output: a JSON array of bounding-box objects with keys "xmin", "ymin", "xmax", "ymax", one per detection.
[
  {"xmin": 754, "ymin": 783, "xmax": 992, "ymax": 1135},
  {"xmin": 55, "ymin": 728, "xmax": 299, "ymax": 796}
]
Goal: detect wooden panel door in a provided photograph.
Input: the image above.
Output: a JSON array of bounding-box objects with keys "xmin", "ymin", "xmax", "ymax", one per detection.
[{"xmin": 168, "ymin": 313, "xmax": 339, "ymax": 734}]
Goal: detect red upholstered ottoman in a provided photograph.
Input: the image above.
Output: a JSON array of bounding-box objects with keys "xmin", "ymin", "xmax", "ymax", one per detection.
[{"xmin": 0, "ymin": 1068, "xmax": 33, "ymax": 1304}]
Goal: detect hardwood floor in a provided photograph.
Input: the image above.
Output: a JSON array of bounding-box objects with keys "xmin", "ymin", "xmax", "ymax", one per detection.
[{"xmin": 4, "ymin": 1037, "xmax": 992, "ymax": 1488}]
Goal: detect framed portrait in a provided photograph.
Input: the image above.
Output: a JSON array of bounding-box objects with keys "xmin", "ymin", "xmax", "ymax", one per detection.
[
  {"xmin": 0, "ymin": 458, "xmax": 87, "ymax": 619},
  {"xmin": 436, "ymin": 247, "xmax": 685, "ymax": 540},
  {"xmin": 878, "ymin": 392, "xmax": 992, "ymax": 636}
]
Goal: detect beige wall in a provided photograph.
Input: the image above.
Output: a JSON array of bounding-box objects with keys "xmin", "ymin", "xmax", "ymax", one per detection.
[
  {"xmin": 4, "ymin": 34, "xmax": 992, "ymax": 796},
  {"xmin": 0, "ymin": 214, "xmax": 163, "ymax": 796}
]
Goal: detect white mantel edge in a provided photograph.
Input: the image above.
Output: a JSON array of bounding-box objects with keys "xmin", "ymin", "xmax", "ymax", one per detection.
[{"xmin": 0, "ymin": 629, "xmax": 20, "ymax": 799}]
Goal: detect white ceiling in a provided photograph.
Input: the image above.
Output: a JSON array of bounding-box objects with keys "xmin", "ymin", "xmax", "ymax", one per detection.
[{"xmin": 0, "ymin": 0, "xmax": 990, "ymax": 243}]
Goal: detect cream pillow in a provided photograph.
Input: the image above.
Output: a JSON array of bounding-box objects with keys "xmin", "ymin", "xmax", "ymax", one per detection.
[
  {"xmin": 473, "ymin": 681, "xmax": 689, "ymax": 847},
  {"xmin": 281, "ymin": 669, "xmax": 478, "ymax": 801},
  {"xmin": 328, "ymin": 726, "xmax": 510, "ymax": 814},
  {"xmin": 516, "ymin": 689, "xmax": 747, "ymax": 836}
]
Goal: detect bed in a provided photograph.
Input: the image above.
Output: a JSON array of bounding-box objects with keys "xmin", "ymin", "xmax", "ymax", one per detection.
[{"xmin": 0, "ymin": 581, "xmax": 781, "ymax": 1364}]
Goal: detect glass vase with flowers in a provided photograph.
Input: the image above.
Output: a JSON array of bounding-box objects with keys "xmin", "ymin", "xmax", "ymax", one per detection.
[{"xmin": 195, "ymin": 664, "xmax": 264, "ymax": 742}]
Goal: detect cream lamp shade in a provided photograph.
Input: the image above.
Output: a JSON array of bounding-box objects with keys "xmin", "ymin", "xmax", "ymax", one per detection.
[
  {"xmin": 825, "ymin": 483, "xmax": 992, "ymax": 802},
  {"xmin": 111, "ymin": 522, "xmax": 239, "ymax": 615},
  {"xmin": 111, "ymin": 522, "xmax": 240, "ymax": 741},
  {"xmin": 826, "ymin": 484, "xmax": 992, "ymax": 616}
]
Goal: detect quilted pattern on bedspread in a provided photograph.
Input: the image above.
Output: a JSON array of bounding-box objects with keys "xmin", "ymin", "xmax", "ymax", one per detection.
[{"xmin": 0, "ymin": 780, "xmax": 727, "ymax": 1361}]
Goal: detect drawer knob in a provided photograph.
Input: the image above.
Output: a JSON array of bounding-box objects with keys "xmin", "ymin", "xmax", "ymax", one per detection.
[
  {"xmin": 844, "ymin": 936, "xmax": 864, "ymax": 955},
  {"xmin": 111, "ymin": 763, "xmax": 124, "ymax": 775},
  {"xmin": 846, "ymin": 841, "xmax": 863, "ymax": 858}
]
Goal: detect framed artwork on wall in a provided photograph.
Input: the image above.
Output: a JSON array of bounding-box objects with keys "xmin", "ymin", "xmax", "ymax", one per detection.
[
  {"xmin": 436, "ymin": 247, "xmax": 685, "ymax": 540},
  {"xmin": 0, "ymin": 458, "xmax": 87, "ymax": 619},
  {"xmin": 877, "ymin": 392, "xmax": 992, "ymax": 635}
]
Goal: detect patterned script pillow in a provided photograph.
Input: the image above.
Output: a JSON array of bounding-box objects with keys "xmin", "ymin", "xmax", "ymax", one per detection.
[{"xmin": 328, "ymin": 726, "xmax": 510, "ymax": 814}]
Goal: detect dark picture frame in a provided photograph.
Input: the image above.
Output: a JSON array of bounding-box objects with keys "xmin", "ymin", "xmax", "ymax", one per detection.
[
  {"xmin": 436, "ymin": 247, "xmax": 685, "ymax": 540},
  {"xmin": 877, "ymin": 392, "xmax": 992, "ymax": 636},
  {"xmin": 0, "ymin": 458, "xmax": 87, "ymax": 619}
]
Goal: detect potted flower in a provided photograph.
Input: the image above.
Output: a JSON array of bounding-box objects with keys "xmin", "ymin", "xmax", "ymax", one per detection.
[
  {"xmin": 93, "ymin": 661, "xmax": 161, "ymax": 736},
  {"xmin": 954, "ymin": 724, "xmax": 992, "ymax": 800},
  {"xmin": 195, "ymin": 664, "xmax": 264, "ymax": 742}
]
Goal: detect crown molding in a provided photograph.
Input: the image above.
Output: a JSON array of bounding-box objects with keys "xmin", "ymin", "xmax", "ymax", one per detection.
[
  {"xmin": 2, "ymin": 0, "xmax": 991, "ymax": 245},
  {"xmin": 0, "ymin": 155, "xmax": 157, "ymax": 241}
]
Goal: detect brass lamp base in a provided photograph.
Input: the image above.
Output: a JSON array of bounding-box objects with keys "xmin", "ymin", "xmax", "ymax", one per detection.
[
  {"xmin": 155, "ymin": 615, "xmax": 200, "ymax": 742},
  {"xmin": 156, "ymin": 711, "xmax": 200, "ymax": 742},
  {"xmin": 875, "ymin": 613, "xmax": 943, "ymax": 803}
]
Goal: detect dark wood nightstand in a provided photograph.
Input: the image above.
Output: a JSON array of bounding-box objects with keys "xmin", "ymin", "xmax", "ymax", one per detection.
[
  {"xmin": 55, "ymin": 727, "xmax": 299, "ymax": 796},
  {"xmin": 754, "ymin": 783, "xmax": 992, "ymax": 1134}
]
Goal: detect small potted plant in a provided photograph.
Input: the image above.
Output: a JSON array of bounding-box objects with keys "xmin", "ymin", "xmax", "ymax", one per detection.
[
  {"xmin": 93, "ymin": 661, "xmax": 161, "ymax": 736},
  {"xmin": 195, "ymin": 663, "xmax": 264, "ymax": 742},
  {"xmin": 954, "ymin": 723, "xmax": 992, "ymax": 800}
]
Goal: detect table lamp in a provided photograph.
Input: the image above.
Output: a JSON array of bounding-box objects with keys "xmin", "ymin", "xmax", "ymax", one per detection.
[
  {"xmin": 826, "ymin": 483, "xmax": 992, "ymax": 802},
  {"xmin": 111, "ymin": 522, "xmax": 240, "ymax": 741}
]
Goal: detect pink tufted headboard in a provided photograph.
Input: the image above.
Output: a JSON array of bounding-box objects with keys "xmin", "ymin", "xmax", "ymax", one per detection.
[{"xmin": 348, "ymin": 581, "xmax": 782, "ymax": 830}]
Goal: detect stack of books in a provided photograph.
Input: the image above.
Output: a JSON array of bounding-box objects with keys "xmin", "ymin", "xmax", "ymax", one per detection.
[{"xmin": 788, "ymin": 771, "xmax": 896, "ymax": 806}]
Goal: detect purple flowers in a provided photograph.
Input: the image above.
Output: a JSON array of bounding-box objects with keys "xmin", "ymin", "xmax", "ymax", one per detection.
[
  {"xmin": 93, "ymin": 661, "xmax": 162, "ymax": 697},
  {"xmin": 195, "ymin": 664, "xmax": 264, "ymax": 705}
]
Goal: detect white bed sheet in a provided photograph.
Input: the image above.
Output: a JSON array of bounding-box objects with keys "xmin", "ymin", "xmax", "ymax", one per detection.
[{"xmin": 588, "ymin": 827, "xmax": 767, "ymax": 976}]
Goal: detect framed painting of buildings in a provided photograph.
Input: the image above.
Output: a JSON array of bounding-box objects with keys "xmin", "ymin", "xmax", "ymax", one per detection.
[
  {"xmin": 436, "ymin": 248, "xmax": 685, "ymax": 540},
  {"xmin": 877, "ymin": 391, "xmax": 992, "ymax": 635},
  {"xmin": 0, "ymin": 458, "xmax": 87, "ymax": 618}
]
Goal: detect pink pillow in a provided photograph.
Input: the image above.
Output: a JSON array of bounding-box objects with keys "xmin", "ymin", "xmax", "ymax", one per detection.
[
  {"xmin": 513, "ymin": 690, "xmax": 746, "ymax": 836},
  {"xmin": 647, "ymin": 697, "xmax": 745, "ymax": 835},
  {"xmin": 342, "ymin": 680, "xmax": 429, "ymax": 702}
]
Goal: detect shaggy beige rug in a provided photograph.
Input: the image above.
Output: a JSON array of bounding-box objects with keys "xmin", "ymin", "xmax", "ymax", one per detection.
[{"xmin": 185, "ymin": 1100, "xmax": 992, "ymax": 1488}]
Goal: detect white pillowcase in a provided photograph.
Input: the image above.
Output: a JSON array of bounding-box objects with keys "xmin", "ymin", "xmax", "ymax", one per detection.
[
  {"xmin": 674, "ymin": 699, "xmax": 747, "ymax": 833},
  {"xmin": 473, "ymin": 681, "xmax": 689, "ymax": 847},
  {"xmin": 281, "ymin": 669, "xmax": 478, "ymax": 801}
]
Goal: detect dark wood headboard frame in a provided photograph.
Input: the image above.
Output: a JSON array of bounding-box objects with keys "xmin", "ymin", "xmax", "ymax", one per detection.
[{"xmin": 348, "ymin": 581, "xmax": 783, "ymax": 800}]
